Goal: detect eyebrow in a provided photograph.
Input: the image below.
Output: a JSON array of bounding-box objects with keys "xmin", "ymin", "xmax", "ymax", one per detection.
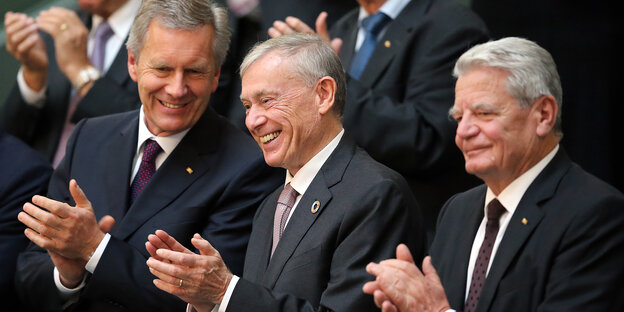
[{"xmin": 240, "ymin": 89, "xmax": 275, "ymax": 102}]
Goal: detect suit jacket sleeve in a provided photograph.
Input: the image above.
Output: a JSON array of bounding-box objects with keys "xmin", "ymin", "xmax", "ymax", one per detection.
[
  {"xmin": 335, "ymin": 5, "xmax": 489, "ymax": 175},
  {"xmin": 227, "ymin": 178, "xmax": 423, "ymax": 312}
]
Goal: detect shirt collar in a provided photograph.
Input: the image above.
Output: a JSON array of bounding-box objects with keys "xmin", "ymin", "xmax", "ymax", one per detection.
[
  {"xmin": 136, "ymin": 106, "xmax": 190, "ymax": 156},
  {"xmin": 285, "ymin": 129, "xmax": 344, "ymax": 196},
  {"xmin": 357, "ymin": 0, "xmax": 411, "ymax": 23},
  {"xmin": 91, "ymin": 0, "xmax": 141, "ymax": 40},
  {"xmin": 485, "ymin": 144, "xmax": 560, "ymax": 215}
]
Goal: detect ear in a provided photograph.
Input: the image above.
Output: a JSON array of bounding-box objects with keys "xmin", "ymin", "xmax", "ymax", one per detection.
[
  {"xmin": 127, "ymin": 50, "xmax": 138, "ymax": 82},
  {"xmin": 532, "ymin": 95, "xmax": 558, "ymax": 137},
  {"xmin": 315, "ymin": 76, "xmax": 337, "ymax": 115}
]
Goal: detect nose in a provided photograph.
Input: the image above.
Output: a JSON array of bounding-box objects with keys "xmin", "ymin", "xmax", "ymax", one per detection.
[
  {"xmin": 455, "ymin": 114, "xmax": 479, "ymax": 140},
  {"xmin": 165, "ymin": 71, "xmax": 188, "ymax": 98},
  {"xmin": 245, "ymin": 104, "xmax": 267, "ymax": 133}
]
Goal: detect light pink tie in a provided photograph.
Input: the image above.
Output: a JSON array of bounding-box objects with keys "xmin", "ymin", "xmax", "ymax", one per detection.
[{"xmin": 271, "ymin": 183, "xmax": 298, "ymax": 256}]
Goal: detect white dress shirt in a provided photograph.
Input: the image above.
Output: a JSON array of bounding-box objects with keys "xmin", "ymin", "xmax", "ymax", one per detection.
[
  {"xmin": 54, "ymin": 105, "xmax": 190, "ymax": 295},
  {"xmin": 17, "ymin": 0, "xmax": 141, "ymax": 107},
  {"xmin": 188, "ymin": 130, "xmax": 345, "ymax": 312},
  {"xmin": 354, "ymin": 0, "xmax": 410, "ymax": 52}
]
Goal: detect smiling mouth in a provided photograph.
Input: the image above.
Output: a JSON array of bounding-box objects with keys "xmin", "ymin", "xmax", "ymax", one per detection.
[
  {"xmin": 160, "ymin": 100, "xmax": 187, "ymax": 109},
  {"xmin": 260, "ymin": 131, "xmax": 281, "ymax": 144}
]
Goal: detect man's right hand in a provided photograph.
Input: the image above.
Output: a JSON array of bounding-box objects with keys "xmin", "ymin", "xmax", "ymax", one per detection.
[{"xmin": 4, "ymin": 11, "xmax": 48, "ymax": 92}]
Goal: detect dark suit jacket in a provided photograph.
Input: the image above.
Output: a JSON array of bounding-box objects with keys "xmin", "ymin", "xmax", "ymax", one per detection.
[
  {"xmin": 429, "ymin": 149, "xmax": 624, "ymax": 311},
  {"xmin": 15, "ymin": 108, "xmax": 282, "ymax": 312},
  {"xmin": 330, "ymin": 0, "xmax": 488, "ymax": 239},
  {"xmin": 0, "ymin": 131, "xmax": 52, "ymax": 310},
  {"xmin": 226, "ymin": 134, "xmax": 425, "ymax": 312},
  {"xmin": 1, "ymin": 11, "xmax": 140, "ymax": 162}
]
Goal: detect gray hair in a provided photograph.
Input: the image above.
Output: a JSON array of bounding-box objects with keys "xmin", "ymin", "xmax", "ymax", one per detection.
[
  {"xmin": 454, "ymin": 37, "xmax": 563, "ymax": 137},
  {"xmin": 126, "ymin": 0, "xmax": 231, "ymax": 68},
  {"xmin": 240, "ymin": 33, "xmax": 346, "ymax": 116}
]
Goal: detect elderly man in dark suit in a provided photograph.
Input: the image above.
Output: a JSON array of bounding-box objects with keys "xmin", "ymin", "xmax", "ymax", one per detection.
[
  {"xmin": 2, "ymin": 0, "xmax": 141, "ymax": 167},
  {"xmin": 363, "ymin": 37, "xmax": 624, "ymax": 312},
  {"xmin": 263, "ymin": 0, "xmax": 490, "ymax": 240},
  {"xmin": 14, "ymin": 0, "xmax": 282, "ymax": 311},
  {"xmin": 145, "ymin": 33, "xmax": 424, "ymax": 312},
  {"xmin": 0, "ymin": 130, "xmax": 52, "ymax": 310}
]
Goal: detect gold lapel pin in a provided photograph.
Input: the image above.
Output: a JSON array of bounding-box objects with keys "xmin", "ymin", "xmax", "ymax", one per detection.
[
  {"xmin": 522, "ymin": 218, "xmax": 528, "ymax": 225},
  {"xmin": 384, "ymin": 40, "xmax": 391, "ymax": 48},
  {"xmin": 186, "ymin": 167, "xmax": 193, "ymax": 174},
  {"xmin": 311, "ymin": 201, "xmax": 320, "ymax": 214}
]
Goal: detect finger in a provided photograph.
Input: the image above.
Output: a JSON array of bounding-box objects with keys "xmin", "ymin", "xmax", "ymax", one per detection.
[
  {"xmin": 69, "ymin": 180, "xmax": 92, "ymax": 209},
  {"xmin": 284, "ymin": 16, "xmax": 314, "ymax": 34},
  {"xmin": 146, "ymin": 256, "xmax": 195, "ymax": 282},
  {"xmin": 23, "ymin": 227, "xmax": 53, "ymax": 250},
  {"xmin": 191, "ymin": 233, "xmax": 219, "ymax": 257},
  {"xmin": 146, "ymin": 241, "xmax": 161, "ymax": 259},
  {"xmin": 16, "ymin": 32, "xmax": 40, "ymax": 54},
  {"xmin": 330, "ymin": 38, "xmax": 343, "ymax": 55},
  {"xmin": 362, "ymin": 280, "xmax": 380, "ymax": 295},
  {"xmin": 18, "ymin": 210, "xmax": 57, "ymax": 236},
  {"xmin": 98, "ymin": 215, "xmax": 115, "ymax": 233},
  {"xmin": 374, "ymin": 290, "xmax": 393, "ymax": 309},
  {"xmin": 156, "ymin": 249, "xmax": 203, "ymax": 268},
  {"xmin": 21, "ymin": 202, "xmax": 63, "ymax": 229},
  {"xmin": 381, "ymin": 300, "xmax": 399, "ymax": 312},
  {"xmin": 8, "ymin": 20, "xmax": 37, "ymax": 45},
  {"xmin": 378, "ymin": 258, "xmax": 423, "ymax": 278},
  {"xmin": 148, "ymin": 262, "xmax": 182, "ymax": 286},
  {"xmin": 267, "ymin": 27, "xmax": 282, "ymax": 38},
  {"xmin": 396, "ymin": 244, "xmax": 415, "ymax": 264},
  {"xmin": 31, "ymin": 195, "xmax": 71, "ymax": 218},
  {"xmin": 4, "ymin": 13, "xmax": 28, "ymax": 32},
  {"xmin": 155, "ymin": 230, "xmax": 192, "ymax": 253},
  {"xmin": 315, "ymin": 12, "xmax": 330, "ymax": 40},
  {"xmin": 272, "ymin": 20, "xmax": 296, "ymax": 35},
  {"xmin": 422, "ymin": 256, "xmax": 442, "ymax": 284}
]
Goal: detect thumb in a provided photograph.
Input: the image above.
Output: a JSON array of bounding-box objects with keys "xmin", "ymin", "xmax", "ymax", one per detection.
[
  {"xmin": 396, "ymin": 243, "xmax": 415, "ymax": 264},
  {"xmin": 330, "ymin": 38, "xmax": 342, "ymax": 55},
  {"xmin": 191, "ymin": 233, "xmax": 219, "ymax": 257},
  {"xmin": 69, "ymin": 179, "xmax": 92, "ymax": 209},
  {"xmin": 98, "ymin": 215, "xmax": 115, "ymax": 233},
  {"xmin": 422, "ymin": 256, "xmax": 442, "ymax": 284}
]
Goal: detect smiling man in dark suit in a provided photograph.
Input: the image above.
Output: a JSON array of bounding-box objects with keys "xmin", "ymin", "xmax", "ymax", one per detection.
[
  {"xmin": 14, "ymin": 0, "xmax": 281, "ymax": 311},
  {"xmin": 2, "ymin": 0, "xmax": 142, "ymax": 167},
  {"xmin": 267, "ymin": 0, "xmax": 489, "ymax": 241},
  {"xmin": 144, "ymin": 33, "xmax": 424, "ymax": 312},
  {"xmin": 363, "ymin": 37, "xmax": 624, "ymax": 312}
]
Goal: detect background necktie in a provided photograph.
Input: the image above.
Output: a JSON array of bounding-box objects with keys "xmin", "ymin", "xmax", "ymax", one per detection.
[
  {"xmin": 130, "ymin": 139, "xmax": 162, "ymax": 203},
  {"xmin": 271, "ymin": 183, "xmax": 298, "ymax": 256},
  {"xmin": 53, "ymin": 21, "xmax": 115, "ymax": 167},
  {"xmin": 465, "ymin": 198, "xmax": 507, "ymax": 312},
  {"xmin": 349, "ymin": 12, "xmax": 391, "ymax": 79}
]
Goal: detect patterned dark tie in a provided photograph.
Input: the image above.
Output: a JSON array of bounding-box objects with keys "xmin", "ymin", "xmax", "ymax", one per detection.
[
  {"xmin": 465, "ymin": 198, "xmax": 506, "ymax": 312},
  {"xmin": 271, "ymin": 183, "xmax": 299, "ymax": 256},
  {"xmin": 130, "ymin": 139, "xmax": 162, "ymax": 203},
  {"xmin": 349, "ymin": 12, "xmax": 391, "ymax": 79}
]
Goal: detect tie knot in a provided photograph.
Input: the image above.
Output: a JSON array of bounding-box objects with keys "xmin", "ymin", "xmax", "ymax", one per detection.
[
  {"xmin": 362, "ymin": 12, "xmax": 391, "ymax": 36},
  {"xmin": 142, "ymin": 139, "xmax": 162, "ymax": 164},
  {"xmin": 277, "ymin": 183, "xmax": 298, "ymax": 206},
  {"xmin": 94, "ymin": 21, "xmax": 114, "ymax": 42},
  {"xmin": 487, "ymin": 198, "xmax": 506, "ymax": 221}
]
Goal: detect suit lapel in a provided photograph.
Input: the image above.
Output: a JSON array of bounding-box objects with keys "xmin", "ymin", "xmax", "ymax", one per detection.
[
  {"xmin": 261, "ymin": 135, "xmax": 356, "ymax": 288},
  {"xmin": 445, "ymin": 189, "xmax": 486, "ymax": 309},
  {"xmin": 104, "ymin": 113, "xmax": 138, "ymax": 223},
  {"xmin": 244, "ymin": 190, "xmax": 281, "ymax": 284},
  {"xmin": 335, "ymin": 11, "xmax": 359, "ymax": 69},
  {"xmin": 477, "ymin": 150, "xmax": 572, "ymax": 311},
  {"xmin": 114, "ymin": 109, "xmax": 221, "ymax": 240}
]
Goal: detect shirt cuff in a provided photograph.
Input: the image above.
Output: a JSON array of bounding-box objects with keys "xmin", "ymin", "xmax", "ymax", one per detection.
[
  {"xmin": 17, "ymin": 67, "xmax": 46, "ymax": 108},
  {"xmin": 54, "ymin": 266, "xmax": 87, "ymax": 297},
  {"xmin": 85, "ymin": 233, "xmax": 111, "ymax": 273}
]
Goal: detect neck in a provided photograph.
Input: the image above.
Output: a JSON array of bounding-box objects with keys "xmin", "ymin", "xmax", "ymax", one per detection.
[
  {"xmin": 288, "ymin": 120, "xmax": 342, "ymax": 176},
  {"xmin": 357, "ymin": 0, "xmax": 386, "ymax": 14}
]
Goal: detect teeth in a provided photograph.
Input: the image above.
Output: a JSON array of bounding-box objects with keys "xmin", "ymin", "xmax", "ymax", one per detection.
[
  {"xmin": 161, "ymin": 101, "xmax": 185, "ymax": 109},
  {"xmin": 260, "ymin": 131, "xmax": 281, "ymax": 144}
]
